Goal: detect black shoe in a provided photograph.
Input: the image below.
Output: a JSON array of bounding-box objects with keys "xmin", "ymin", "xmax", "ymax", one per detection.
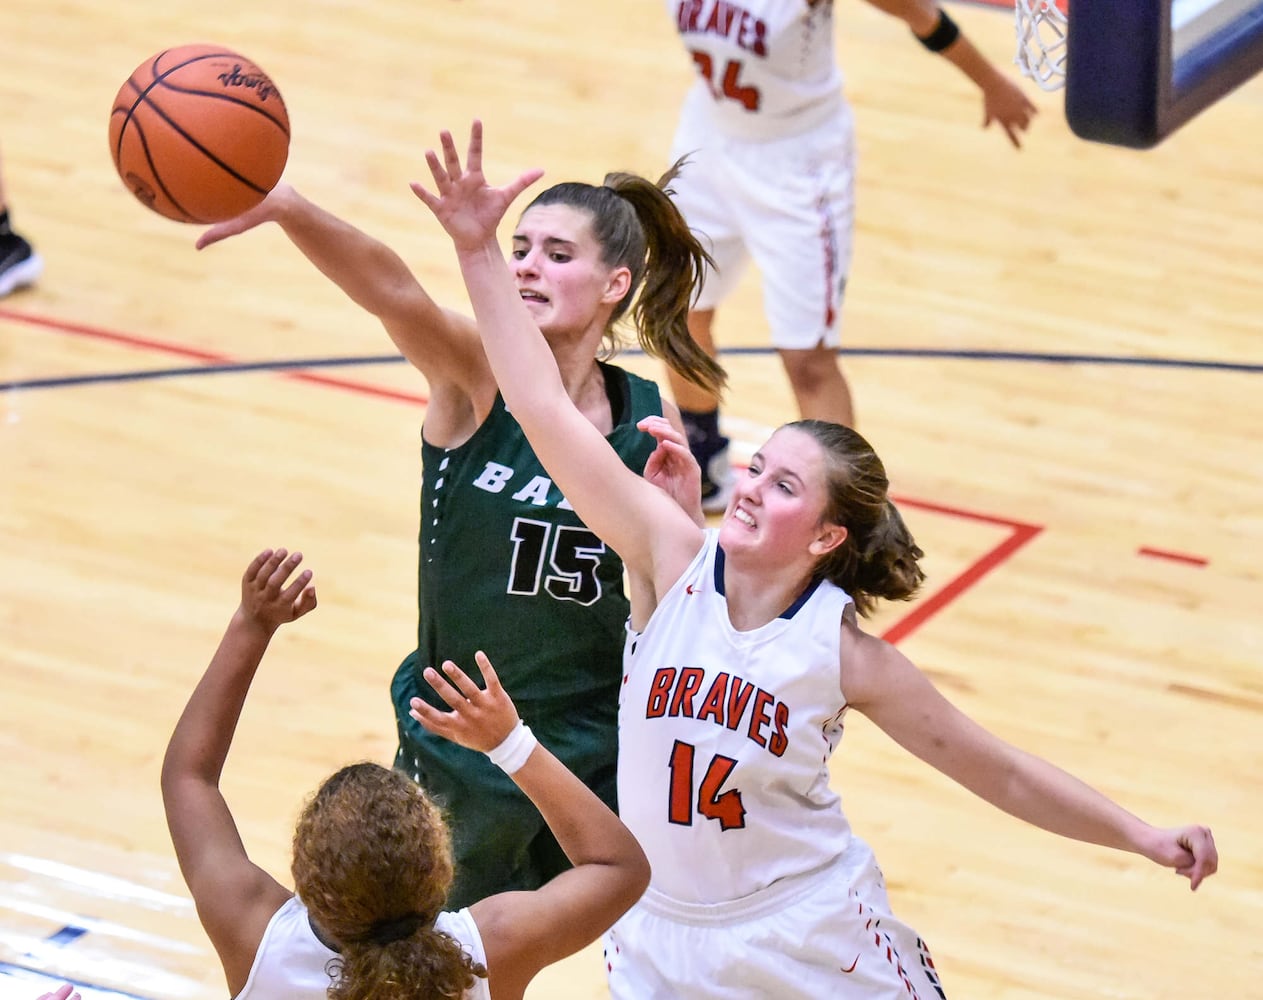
[
  {"xmin": 0, "ymin": 234, "xmax": 43, "ymax": 297},
  {"xmin": 697, "ymin": 436, "xmax": 733, "ymax": 515}
]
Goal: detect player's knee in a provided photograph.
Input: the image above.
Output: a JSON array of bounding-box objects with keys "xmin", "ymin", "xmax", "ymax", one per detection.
[{"xmin": 780, "ymin": 347, "xmax": 845, "ymax": 395}]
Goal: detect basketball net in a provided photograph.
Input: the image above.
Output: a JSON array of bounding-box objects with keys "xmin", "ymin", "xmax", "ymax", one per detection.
[{"xmin": 1015, "ymin": 0, "xmax": 1069, "ymax": 91}]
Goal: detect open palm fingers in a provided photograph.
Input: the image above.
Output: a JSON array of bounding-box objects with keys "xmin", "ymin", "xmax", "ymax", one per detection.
[
  {"xmin": 409, "ymin": 692, "xmax": 457, "ymax": 739},
  {"xmin": 422, "ymin": 660, "xmax": 481, "ymax": 711},
  {"xmin": 410, "ymin": 662, "xmax": 483, "ymax": 743}
]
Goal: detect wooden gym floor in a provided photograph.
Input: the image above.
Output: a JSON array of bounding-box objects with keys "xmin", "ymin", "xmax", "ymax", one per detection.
[{"xmin": 1, "ymin": 1, "xmax": 1260, "ymax": 997}]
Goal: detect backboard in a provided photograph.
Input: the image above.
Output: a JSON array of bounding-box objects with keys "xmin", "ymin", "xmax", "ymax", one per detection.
[{"xmin": 1064, "ymin": 0, "xmax": 1263, "ymax": 147}]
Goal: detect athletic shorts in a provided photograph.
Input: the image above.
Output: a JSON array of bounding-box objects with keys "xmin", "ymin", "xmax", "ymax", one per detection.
[
  {"xmin": 391, "ymin": 649, "xmax": 619, "ymax": 910},
  {"xmin": 667, "ymin": 90, "xmax": 857, "ymax": 351},
  {"xmin": 604, "ymin": 835, "xmax": 946, "ymax": 999}
]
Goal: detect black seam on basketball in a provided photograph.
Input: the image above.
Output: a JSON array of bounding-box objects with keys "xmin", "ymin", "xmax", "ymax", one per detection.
[
  {"xmin": 110, "ymin": 106, "xmax": 135, "ymax": 164},
  {"xmin": 118, "ymin": 50, "xmax": 287, "ymax": 141},
  {"xmin": 153, "ymin": 51, "xmax": 288, "ymax": 132},
  {"xmin": 111, "ymin": 47, "xmax": 287, "ymax": 218},
  {"xmin": 119, "ymin": 51, "xmax": 239, "ymax": 121},
  {"xmin": 127, "ymin": 92, "xmax": 281, "ymax": 195},
  {"xmin": 127, "ymin": 119, "xmax": 200, "ymax": 223},
  {"xmin": 112, "ymin": 78, "xmax": 156, "ymax": 164},
  {"xmin": 114, "ymin": 52, "xmax": 237, "ymax": 166},
  {"xmin": 148, "ymin": 82, "xmax": 290, "ymax": 136}
]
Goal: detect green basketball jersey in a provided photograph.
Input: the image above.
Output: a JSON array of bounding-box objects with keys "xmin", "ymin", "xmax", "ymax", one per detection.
[
  {"xmin": 408, "ymin": 362, "xmax": 661, "ymax": 711},
  {"xmin": 389, "ymin": 362, "xmax": 662, "ymax": 904}
]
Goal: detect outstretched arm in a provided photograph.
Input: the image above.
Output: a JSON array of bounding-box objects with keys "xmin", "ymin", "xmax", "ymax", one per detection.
[
  {"xmin": 160, "ymin": 549, "xmax": 319, "ymax": 994},
  {"xmin": 842, "ymin": 621, "xmax": 1218, "ymax": 890},
  {"xmin": 863, "ymin": 0, "xmax": 1038, "ymax": 148},
  {"xmin": 410, "ymin": 653, "xmax": 650, "ymax": 997},
  {"xmin": 410, "ymin": 122, "xmax": 703, "ymax": 590},
  {"xmin": 195, "ymin": 183, "xmax": 490, "ymax": 400}
]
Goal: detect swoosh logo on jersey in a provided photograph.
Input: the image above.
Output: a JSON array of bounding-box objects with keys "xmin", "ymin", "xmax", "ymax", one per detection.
[
  {"xmin": 840, "ymin": 955, "xmax": 860, "ymax": 974},
  {"xmin": 686, "ymin": 584, "xmax": 698, "ymax": 595}
]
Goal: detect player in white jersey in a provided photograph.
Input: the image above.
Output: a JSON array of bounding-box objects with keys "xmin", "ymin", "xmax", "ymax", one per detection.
[
  {"xmin": 661, "ymin": 0, "xmax": 1038, "ymax": 511},
  {"xmin": 237, "ymin": 896, "xmax": 490, "ymax": 1000},
  {"xmin": 608, "ymin": 531, "xmax": 946, "ymax": 997},
  {"xmin": 415, "ymin": 121, "xmax": 1219, "ymax": 997},
  {"xmin": 162, "ymin": 548, "xmax": 649, "ymax": 1000}
]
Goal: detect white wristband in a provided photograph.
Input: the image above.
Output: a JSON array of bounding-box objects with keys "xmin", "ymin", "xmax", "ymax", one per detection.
[{"xmin": 486, "ymin": 720, "xmax": 537, "ymax": 774}]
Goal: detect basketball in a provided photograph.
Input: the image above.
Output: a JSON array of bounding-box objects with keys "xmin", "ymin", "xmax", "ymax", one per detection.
[{"xmin": 108, "ymin": 44, "xmax": 290, "ymax": 224}]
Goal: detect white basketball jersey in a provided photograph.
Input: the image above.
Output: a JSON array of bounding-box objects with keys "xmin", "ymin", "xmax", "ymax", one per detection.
[
  {"xmin": 668, "ymin": 0, "xmax": 845, "ymax": 139},
  {"xmin": 235, "ymin": 896, "xmax": 491, "ymax": 1000},
  {"xmin": 618, "ymin": 530, "xmax": 855, "ymax": 903}
]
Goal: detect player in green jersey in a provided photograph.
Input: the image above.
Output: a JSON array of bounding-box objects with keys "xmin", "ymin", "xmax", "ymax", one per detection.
[{"xmin": 197, "ymin": 153, "xmax": 724, "ymax": 906}]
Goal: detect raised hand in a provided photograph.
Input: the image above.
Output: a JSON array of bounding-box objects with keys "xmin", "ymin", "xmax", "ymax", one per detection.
[
  {"xmin": 408, "ymin": 120, "xmax": 544, "ymax": 252},
  {"xmin": 239, "ymin": 548, "xmax": 318, "ymax": 631},
  {"xmin": 640, "ymin": 415, "xmax": 704, "ymax": 523},
  {"xmin": 409, "ymin": 650, "xmax": 520, "ymax": 753}
]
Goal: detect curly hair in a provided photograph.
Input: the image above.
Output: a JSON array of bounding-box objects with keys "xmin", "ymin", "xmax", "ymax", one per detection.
[
  {"xmin": 523, "ymin": 159, "xmax": 726, "ymax": 398},
  {"xmin": 291, "ymin": 762, "xmax": 486, "ymax": 999},
  {"xmin": 787, "ymin": 420, "xmax": 926, "ymax": 617}
]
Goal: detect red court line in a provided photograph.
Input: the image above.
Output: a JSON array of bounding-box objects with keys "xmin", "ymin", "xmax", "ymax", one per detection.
[
  {"xmin": 1137, "ymin": 546, "xmax": 1208, "ymax": 567},
  {"xmin": 883, "ymin": 497, "xmax": 1043, "ymax": 644},
  {"xmin": 0, "ymin": 306, "xmax": 228, "ymax": 362},
  {"xmin": 7, "ymin": 305, "xmax": 1043, "ymax": 641},
  {"xmin": 0, "ymin": 306, "xmax": 430, "ymax": 406},
  {"xmin": 279, "ymin": 369, "xmax": 429, "ymax": 405},
  {"xmin": 718, "ymin": 472, "xmax": 1044, "ymax": 644}
]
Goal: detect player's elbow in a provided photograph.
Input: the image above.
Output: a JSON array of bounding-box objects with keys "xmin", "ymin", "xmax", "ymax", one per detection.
[
  {"xmin": 611, "ymin": 844, "xmax": 652, "ymax": 914},
  {"xmin": 629, "ymin": 848, "xmax": 651, "ymax": 898}
]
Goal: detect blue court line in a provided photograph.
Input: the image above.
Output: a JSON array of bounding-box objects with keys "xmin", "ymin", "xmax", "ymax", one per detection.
[
  {"xmin": 4, "ymin": 926, "xmax": 147, "ymax": 1000},
  {"xmin": 41, "ymin": 925, "xmax": 88, "ymax": 948},
  {"xmin": 0, "ymin": 962, "xmax": 150, "ymax": 1000},
  {"xmin": 2, "ymin": 346, "xmax": 1260, "ymax": 394},
  {"xmin": 828, "ymin": 347, "xmax": 1263, "ymax": 373},
  {"xmin": 0, "ymin": 355, "xmax": 402, "ymax": 392}
]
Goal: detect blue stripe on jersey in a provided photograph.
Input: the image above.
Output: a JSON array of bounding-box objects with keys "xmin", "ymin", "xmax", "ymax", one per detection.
[{"xmin": 713, "ymin": 543, "xmax": 824, "ymax": 618}]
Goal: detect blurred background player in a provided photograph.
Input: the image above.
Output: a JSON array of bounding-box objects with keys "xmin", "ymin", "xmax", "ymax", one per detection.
[
  {"xmin": 0, "ymin": 146, "xmax": 43, "ymax": 297},
  {"xmin": 661, "ymin": 0, "xmax": 1036, "ymax": 509}
]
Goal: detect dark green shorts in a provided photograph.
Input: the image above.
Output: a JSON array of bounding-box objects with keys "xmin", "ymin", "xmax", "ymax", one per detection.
[{"xmin": 390, "ymin": 649, "xmax": 618, "ymax": 909}]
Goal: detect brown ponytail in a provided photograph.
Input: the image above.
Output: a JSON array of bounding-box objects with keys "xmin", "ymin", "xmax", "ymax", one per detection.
[
  {"xmin": 327, "ymin": 923, "xmax": 484, "ymax": 1000},
  {"xmin": 292, "ymin": 763, "xmax": 487, "ymax": 1000},
  {"xmin": 523, "ymin": 161, "xmax": 727, "ymax": 397},
  {"xmin": 788, "ymin": 420, "xmax": 926, "ymax": 617}
]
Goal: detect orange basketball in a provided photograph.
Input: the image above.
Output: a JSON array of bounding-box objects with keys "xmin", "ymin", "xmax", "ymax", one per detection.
[{"xmin": 108, "ymin": 44, "xmax": 290, "ymax": 224}]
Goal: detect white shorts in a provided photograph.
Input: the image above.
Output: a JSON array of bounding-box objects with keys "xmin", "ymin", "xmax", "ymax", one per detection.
[
  {"xmin": 604, "ymin": 836, "xmax": 946, "ymax": 999},
  {"xmin": 667, "ymin": 90, "xmax": 857, "ymax": 351}
]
